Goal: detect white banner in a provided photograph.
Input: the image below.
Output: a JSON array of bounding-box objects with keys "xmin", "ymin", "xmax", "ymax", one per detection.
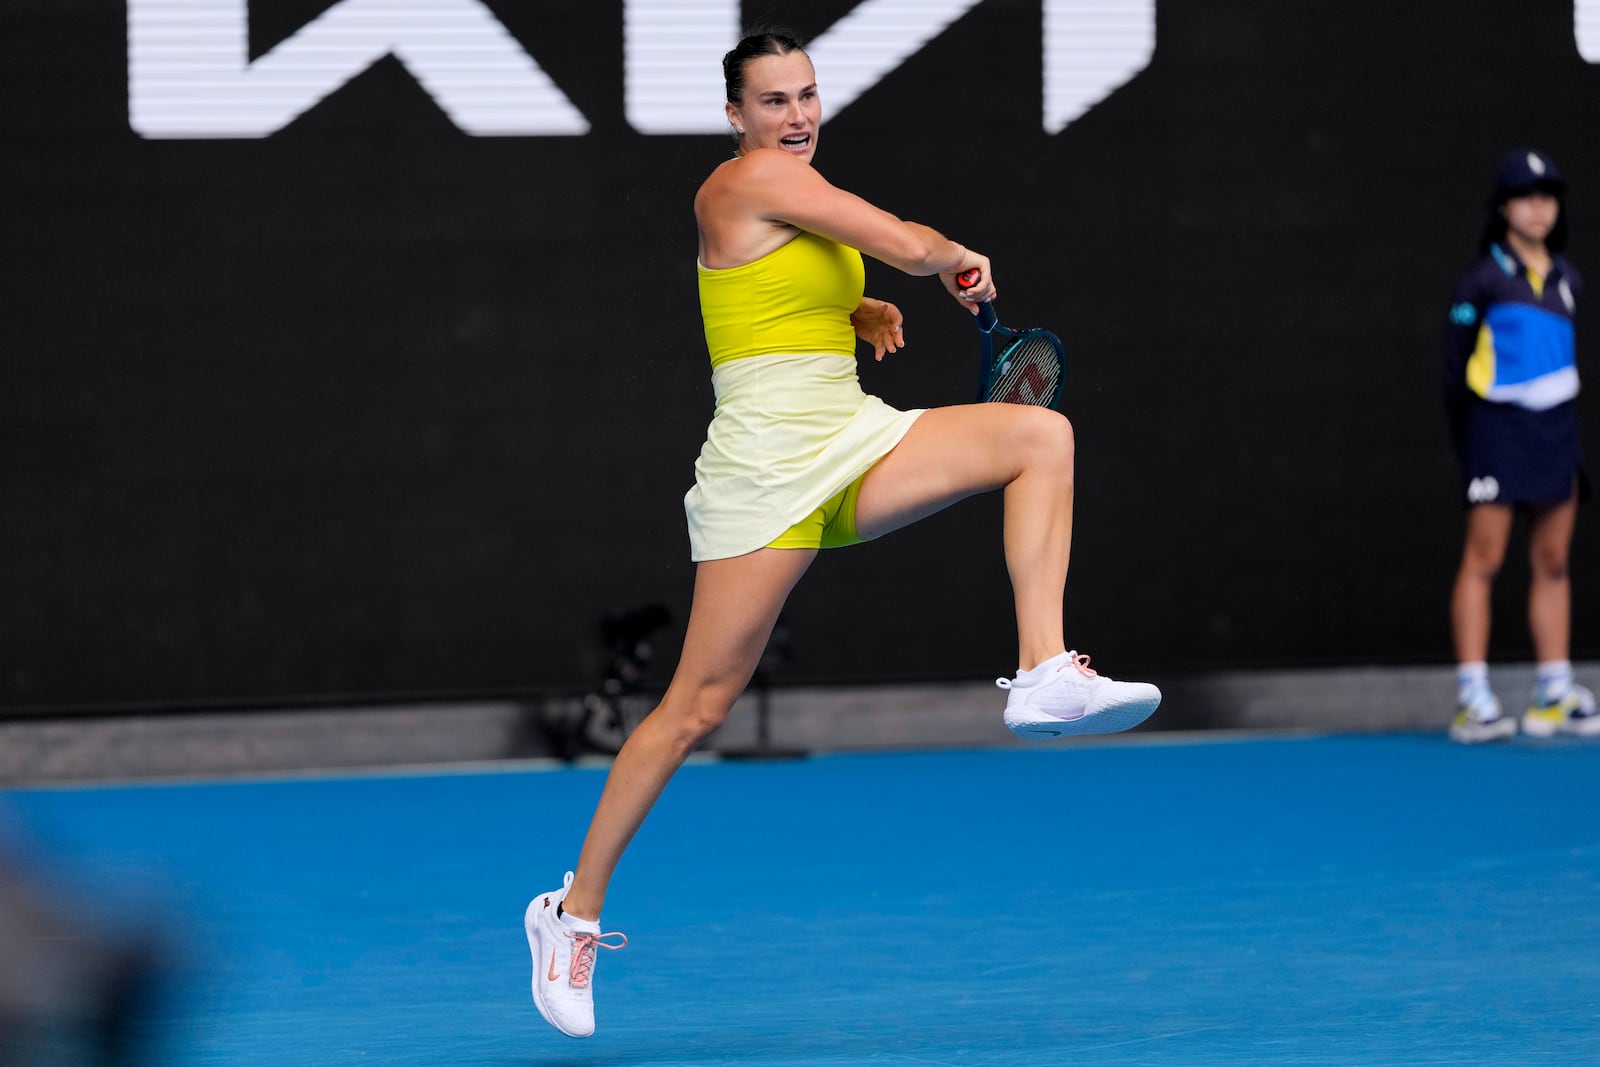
[
  {"xmin": 129, "ymin": 0, "xmax": 1157, "ymax": 139},
  {"xmin": 128, "ymin": 0, "xmax": 590, "ymax": 138}
]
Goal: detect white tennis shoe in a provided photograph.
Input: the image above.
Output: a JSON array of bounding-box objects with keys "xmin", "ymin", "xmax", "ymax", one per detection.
[
  {"xmin": 1522, "ymin": 683, "xmax": 1600, "ymax": 738},
  {"xmin": 1448, "ymin": 688, "xmax": 1516, "ymax": 744},
  {"xmin": 525, "ymin": 871, "xmax": 627, "ymax": 1039},
  {"xmin": 998, "ymin": 650, "xmax": 1161, "ymax": 739}
]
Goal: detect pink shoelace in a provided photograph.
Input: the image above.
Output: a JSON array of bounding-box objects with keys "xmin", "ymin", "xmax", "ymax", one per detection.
[
  {"xmin": 1061, "ymin": 652, "xmax": 1097, "ymax": 676},
  {"xmin": 996, "ymin": 650, "xmax": 1096, "ymax": 689},
  {"xmin": 566, "ymin": 929, "xmax": 627, "ymax": 989}
]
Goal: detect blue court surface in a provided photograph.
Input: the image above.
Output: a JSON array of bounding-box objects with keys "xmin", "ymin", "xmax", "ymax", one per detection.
[{"xmin": 4, "ymin": 731, "xmax": 1599, "ymax": 1065}]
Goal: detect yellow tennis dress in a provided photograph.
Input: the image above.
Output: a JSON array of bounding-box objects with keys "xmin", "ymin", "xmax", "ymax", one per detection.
[{"xmin": 685, "ymin": 231, "xmax": 925, "ymax": 561}]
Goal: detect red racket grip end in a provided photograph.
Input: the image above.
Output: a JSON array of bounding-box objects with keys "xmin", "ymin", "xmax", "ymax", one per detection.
[{"xmin": 956, "ymin": 268, "xmax": 981, "ymax": 289}]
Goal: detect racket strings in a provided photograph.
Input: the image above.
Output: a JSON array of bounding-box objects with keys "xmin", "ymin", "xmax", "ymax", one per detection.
[{"xmin": 988, "ymin": 334, "xmax": 1063, "ymax": 406}]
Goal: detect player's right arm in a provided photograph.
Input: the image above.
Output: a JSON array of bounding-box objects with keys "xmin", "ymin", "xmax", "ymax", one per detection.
[{"xmin": 698, "ymin": 149, "xmax": 992, "ymax": 301}]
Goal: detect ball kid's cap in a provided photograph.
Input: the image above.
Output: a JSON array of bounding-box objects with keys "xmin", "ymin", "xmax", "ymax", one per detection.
[{"xmin": 1493, "ymin": 149, "xmax": 1566, "ymax": 200}]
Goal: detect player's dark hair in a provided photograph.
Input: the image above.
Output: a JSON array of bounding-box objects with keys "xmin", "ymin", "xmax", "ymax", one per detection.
[{"xmin": 722, "ymin": 27, "xmax": 808, "ymax": 105}]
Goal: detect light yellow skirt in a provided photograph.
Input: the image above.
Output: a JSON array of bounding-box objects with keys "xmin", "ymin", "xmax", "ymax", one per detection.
[{"xmin": 684, "ymin": 353, "xmax": 925, "ymax": 561}]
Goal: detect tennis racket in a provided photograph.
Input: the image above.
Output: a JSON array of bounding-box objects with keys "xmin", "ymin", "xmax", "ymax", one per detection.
[{"xmin": 956, "ymin": 269, "xmax": 1066, "ymax": 409}]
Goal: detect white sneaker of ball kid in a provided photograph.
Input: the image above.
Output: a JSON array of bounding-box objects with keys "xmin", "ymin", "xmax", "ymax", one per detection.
[
  {"xmin": 998, "ymin": 650, "xmax": 1162, "ymax": 739},
  {"xmin": 525, "ymin": 872, "xmax": 627, "ymax": 1038}
]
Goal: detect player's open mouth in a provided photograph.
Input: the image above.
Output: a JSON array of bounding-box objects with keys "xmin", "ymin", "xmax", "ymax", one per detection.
[{"xmin": 780, "ymin": 134, "xmax": 811, "ymax": 149}]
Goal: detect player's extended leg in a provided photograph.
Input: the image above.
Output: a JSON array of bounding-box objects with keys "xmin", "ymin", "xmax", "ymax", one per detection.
[
  {"xmin": 853, "ymin": 403, "xmax": 1158, "ymax": 738},
  {"xmin": 527, "ymin": 546, "xmax": 815, "ymax": 1038},
  {"xmin": 569, "ymin": 546, "xmax": 815, "ymax": 916}
]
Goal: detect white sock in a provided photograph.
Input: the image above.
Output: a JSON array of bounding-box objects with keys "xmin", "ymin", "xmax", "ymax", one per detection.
[
  {"xmin": 1536, "ymin": 661, "xmax": 1573, "ymax": 703},
  {"xmin": 1456, "ymin": 662, "xmax": 1490, "ymax": 704}
]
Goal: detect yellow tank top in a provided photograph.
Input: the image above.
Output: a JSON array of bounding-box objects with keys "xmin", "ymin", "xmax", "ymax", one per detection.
[{"xmin": 697, "ymin": 230, "xmax": 864, "ymax": 367}]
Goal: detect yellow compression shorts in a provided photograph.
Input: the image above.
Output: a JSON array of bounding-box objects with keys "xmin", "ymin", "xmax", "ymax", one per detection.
[{"xmin": 766, "ymin": 473, "xmax": 869, "ymax": 550}]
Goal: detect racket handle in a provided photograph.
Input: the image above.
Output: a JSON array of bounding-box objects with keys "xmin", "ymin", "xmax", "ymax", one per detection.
[{"xmin": 955, "ymin": 269, "xmax": 998, "ymax": 332}]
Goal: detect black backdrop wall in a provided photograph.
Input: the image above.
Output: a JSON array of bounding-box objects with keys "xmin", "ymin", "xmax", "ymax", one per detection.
[{"xmin": 5, "ymin": 0, "xmax": 1599, "ymax": 714}]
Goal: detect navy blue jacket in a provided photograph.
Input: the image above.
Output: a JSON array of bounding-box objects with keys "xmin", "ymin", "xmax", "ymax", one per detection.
[{"xmin": 1442, "ymin": 242, "xmax": 1581, "ymax": 448}]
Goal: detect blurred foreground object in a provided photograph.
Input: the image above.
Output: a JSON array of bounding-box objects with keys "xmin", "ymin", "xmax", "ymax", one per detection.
[{"xmin": 0, "ymin": 859, "xmax": 167, "ymax": 1066}]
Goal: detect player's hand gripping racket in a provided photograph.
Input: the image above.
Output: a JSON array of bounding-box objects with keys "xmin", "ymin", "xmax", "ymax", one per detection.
[{"xmin": 956, "ymin": 268, "xmax": 1066, "ymax": 409}]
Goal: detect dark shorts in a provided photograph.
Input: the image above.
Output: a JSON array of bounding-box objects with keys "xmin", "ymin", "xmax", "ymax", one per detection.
[{"xmin": 1458, "ymin": 398, "xmax": 1587, "ymax": 508}]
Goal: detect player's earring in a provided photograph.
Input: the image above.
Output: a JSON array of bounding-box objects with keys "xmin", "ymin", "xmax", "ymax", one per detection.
[{"xmin": 735, "ymin": 124, "xmax": 744, "ymax": 133}]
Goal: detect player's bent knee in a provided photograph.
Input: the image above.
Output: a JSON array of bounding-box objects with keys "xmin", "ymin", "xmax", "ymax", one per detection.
[{"xmin": 1015, "ymin": 406, "xmax": 1074, "ymax": 469}]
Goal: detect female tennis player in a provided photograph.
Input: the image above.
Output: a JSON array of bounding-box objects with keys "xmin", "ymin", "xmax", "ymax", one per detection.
[
  {"xmin": 1443, "ymin": 148, "xmax": 1595, "ymax": 743},
  {"xmin": 526, "ymin": 29, "xmax": 1161, "ymax": 1038}
]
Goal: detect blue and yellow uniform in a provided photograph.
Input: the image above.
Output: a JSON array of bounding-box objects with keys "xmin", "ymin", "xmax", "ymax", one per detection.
[
  {"xmin": 1441, "ymin": 242, "xmax": 1586, "ymax": 506},
  {"xmin": 684, "ymin": 233, "xmax": 924, "ymax": 561}
]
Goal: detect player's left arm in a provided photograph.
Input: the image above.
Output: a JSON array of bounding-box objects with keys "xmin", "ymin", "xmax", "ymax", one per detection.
[{"xmin": 850, "ymin": 297, "xmax": 905, "ymax": 361}]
